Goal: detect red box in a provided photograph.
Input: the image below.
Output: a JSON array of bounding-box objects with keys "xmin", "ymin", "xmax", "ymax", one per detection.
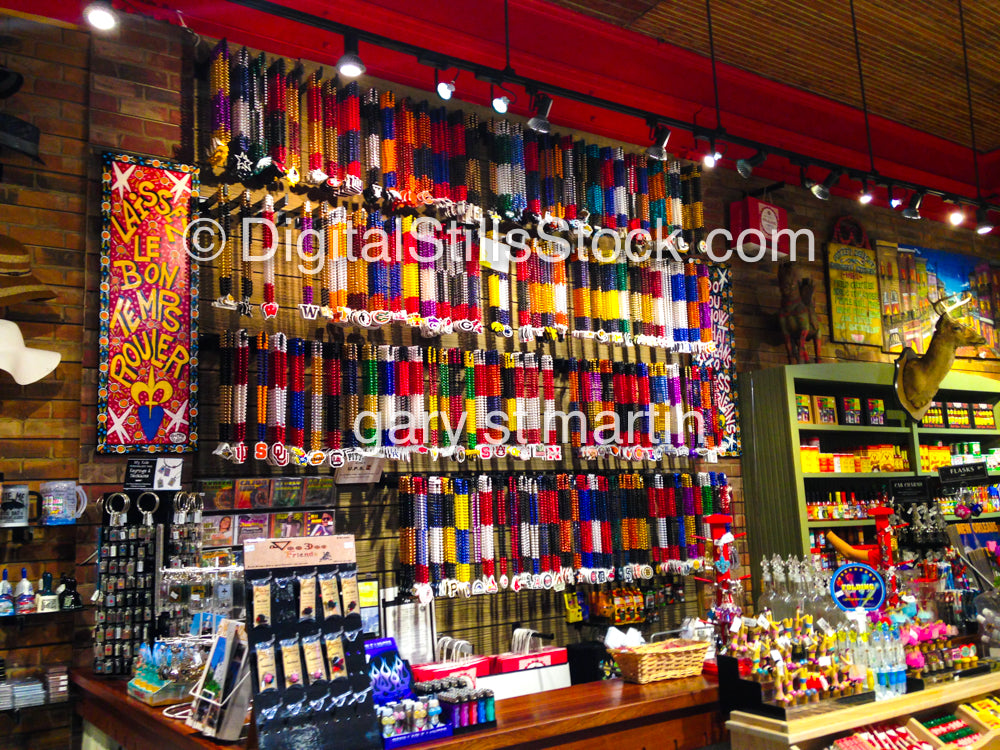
[
  {"xmin": 728, "ymin": 197, "xmax": 790, "ymax": 256},
  {"xmin": 411, "ymin": 655, "xmax": 492, "ymax": 682},
  {"xmin": 491, "ymin": 647, "xmax": 568, "ymax": 674}
]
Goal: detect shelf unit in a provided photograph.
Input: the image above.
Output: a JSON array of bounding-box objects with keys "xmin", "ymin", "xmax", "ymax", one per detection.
[
  {"xmin": 738, "ymin": 363, "xmax": 1000, "ymax": 581},
  {"xmin": 727, "ymin": 670, "xmax": 1000, "ymax": 750}
]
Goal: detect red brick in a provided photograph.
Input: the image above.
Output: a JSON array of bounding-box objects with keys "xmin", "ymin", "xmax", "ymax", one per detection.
[
  {"xmin": 38, "ymin": 79, "xmax": 86, "ymax": 104},
  {"xmin": 142, "ymin": 85, "xmax": 181, "ymax": 106},
  {"xmin": 93, "ymin": 38, "xmax": 147, "ymax": 65},
  {"xmin": 34, "ymin": 42, "xmax": 88, "ymax": 69},
  {"xmin": 91, "ymin": 72, "xmax": 137, "ymax": 98},
  {"xmin": 116, "ymin": 62, "xmax": 169, "ymax": 89},
  {"xmin": 33, "ymin": 115, "xmax": 86, "ymax": 140},
  {"xmin": 90, "ymin": 109, "xmax": 145, "ymax": 136},
  {"xmin": 60, "ymin": 100, "xmax": 87, "ymax": 123},
  {"xmin": 89, "ymin": 91, "xmax": 117, "ymax": 112},
  {"xmin": 88, "ymin": 125, "xmax": 122, "ymax": 149},
  {"xmin": 119, "ymin": 97, "xmax": 172, "ymax": 122},
  {"xmin": 119, "ymin": 134, "xmax": 173, "ymax": 157},
  {"xmin": 143, "ymin": 120, "xmax": 179, "ymax": 141},
  {"xmin": 0, "ymin": 204, "xmax": 39, "ymax": 225},
  {"xmin": 15, "ymin": 226, "xmax": 64, "ymax": 248}
]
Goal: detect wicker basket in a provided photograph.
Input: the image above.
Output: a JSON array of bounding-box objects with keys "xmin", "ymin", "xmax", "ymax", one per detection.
[{"xmin": 611, "ymin": 639, "xmax": 709, "ymax": 684}]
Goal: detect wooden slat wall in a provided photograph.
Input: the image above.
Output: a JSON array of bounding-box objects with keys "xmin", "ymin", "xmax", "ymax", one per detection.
[{"xmin": 548, "ymin": 0, "xmax": 1000, "ymax": 151}]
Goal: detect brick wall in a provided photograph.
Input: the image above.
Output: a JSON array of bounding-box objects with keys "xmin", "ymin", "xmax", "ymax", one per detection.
[{"xmin": 0, "ymin": 10, "xmax": 88, "ymax": 748}]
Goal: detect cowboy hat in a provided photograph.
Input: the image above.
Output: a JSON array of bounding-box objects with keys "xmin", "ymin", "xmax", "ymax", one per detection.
[
  {"xmin": 0, "ymin": 319, "xmax": 60, "ymax": 384},
  {"xmin": 0, "ymin": 235, "xmax": 56, "ymax": 305}
]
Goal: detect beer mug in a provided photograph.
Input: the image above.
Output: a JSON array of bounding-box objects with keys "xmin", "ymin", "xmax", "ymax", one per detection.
[
  {"xmin": 0, "ymin": 484, "xmax": 42, "ymax": 527},
  {"xmin": 39, "ymin": 480, "xmax": 88, "ymax": 525}
]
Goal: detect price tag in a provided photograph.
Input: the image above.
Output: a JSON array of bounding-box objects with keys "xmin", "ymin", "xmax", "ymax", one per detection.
[
  {"xmin": 757, "ymin": 614, "xmax": 769, "ymax": 629},
  {"xmin": 729, "ymin": 617, "xmax": 742, "ymax": 633},
  {"xmin": 817, "ymin": 617, "xmax": 833, "ymax": 634},
  {"xmin": 818, "ymin": 655, "xmax": 832, "ymax": 667},
  {"xmin": 770, "ymin": 649, "xmax": 783, "ymax": 664}
]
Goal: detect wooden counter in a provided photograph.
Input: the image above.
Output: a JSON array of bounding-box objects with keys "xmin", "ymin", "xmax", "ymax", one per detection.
[
  {"xmin": 726, "ymin": 670, "xmax": 1000, "ymax": 750},
  {"xmin": 72, "ymin": 669, "xmax": 722, "ymax": 750}
]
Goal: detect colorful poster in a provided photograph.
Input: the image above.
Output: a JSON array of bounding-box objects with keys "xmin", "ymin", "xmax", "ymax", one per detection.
[
  {"xmin": 879, "ymin": 242, "xmax": 999, "ymax": 357},
  {"xmin": 826, "ymin": 242, "xmax": 882, "ymax": 346},
  {"xmin": 694, "ymin": 262, "xmax": 741, "ymax": 456},
  {"xmin": 98, "ymin": 153, "xmax": 199, "ymax": 453}
]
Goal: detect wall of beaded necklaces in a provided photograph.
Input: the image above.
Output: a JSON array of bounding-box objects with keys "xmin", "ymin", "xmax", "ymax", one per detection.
[{"xmin": 194, "ymin": 38, "xmax": 741, "ymax": 653}]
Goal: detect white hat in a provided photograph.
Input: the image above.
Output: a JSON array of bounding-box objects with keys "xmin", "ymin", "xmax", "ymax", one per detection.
[{"xmin": 0, "ymin": 319, "xmax": 60, "ymax": 385}]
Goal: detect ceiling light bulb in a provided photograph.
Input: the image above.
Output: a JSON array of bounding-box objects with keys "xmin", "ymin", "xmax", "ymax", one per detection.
[
  {"xmin": 704, "ymin": 151, "xmax": 721, "ymax": 169},
  {"xmin": 437, "ymin": 79, "xmax": 455, "ymax": 100},
  {"xmin": 977, "ymin": 206, "xmax": 994, "ymax": 234},
  {"xmin": 85, "ymin": 2, "xmax": 117, "ymax": 30},
  {"xmin": 949, "ymin": 209, "xmax": 964, "ymax": 226},
  {"xmin": 890, "ymin": 195, "xmax": 902, "ymax": 208},
  {"xmin": 337, "ymin": 35, "xmax": 365, "ymax": 78},
  {"xmin": 492, "ymin": 94, "xmax": 510, "ymax": 114}
]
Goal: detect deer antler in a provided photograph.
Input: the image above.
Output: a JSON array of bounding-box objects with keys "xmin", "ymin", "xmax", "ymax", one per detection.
[{"xmin": 932, "ymin": 293, "xmax": 973, "ymax": 317}]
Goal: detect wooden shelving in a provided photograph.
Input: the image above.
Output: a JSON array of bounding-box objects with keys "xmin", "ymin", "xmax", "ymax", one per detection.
[
  {"xmin": 738, "ymin": 363, "xmax": 1000, "ymax": 585},
  {"xmin": 805, "ymin": 519, "xmax": 876, "ymax": 527}
]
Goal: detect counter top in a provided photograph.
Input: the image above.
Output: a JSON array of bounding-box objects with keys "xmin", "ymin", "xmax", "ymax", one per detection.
[{"xmin": 72, "ymin": 669, "xmax": 720, "ymax": 750}]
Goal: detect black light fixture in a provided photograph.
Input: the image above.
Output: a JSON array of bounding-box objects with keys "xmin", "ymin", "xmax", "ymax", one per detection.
[
  {"xmin": 644, "ymin": 119, "xmax": 671, "ymax": 161},
  {"xmin": 703, "ymin": 138, "xmax": 722, "ymax": 168},
  {"xmin": 736, "ymin": 150, "xmax": 766, "ymax": 179},
  {"xmin": 527, "ymin": 92, "xmax": 553, "ymax": 133},
  {"xmin": 805, "ymin": 168, "xmax": 841, "ymax": 200},
  {"xmin": 977, "ymin": 205, "xmax": 994, "ymax": 234},
  {"xmin": 336, "ymin": 34, "xmax": 365, "ymax": 78},
  {"xmin": 859, "ymin": 178, "xmax": 873, "ymax": 204},
  {"xmin": 902, "ymin": 190, "xmax": 924, "ymax": 220},
  {"xmin": 435, "ymin": 69, "xmax": 457, "ymax": 101}
]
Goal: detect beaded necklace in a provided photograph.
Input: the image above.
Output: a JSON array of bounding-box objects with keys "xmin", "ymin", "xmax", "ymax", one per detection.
[
  {"xmin": 434, "ymin": 225, "xmax": 452, "ymax": 326},
  {"xmin": 305, "ymin": 72, "xmax": 324, "ymax": 184},
  {"xmin": 378, "ymin": 345, "xmax": 395, "ymax": 447},
  {"xmin": 219, "ymin": 330, "xmax": 233, "ymax": 449},
  {"xmin": 408, "ymin": 346, "xmax": 424, "ymax": 446},
  {"xmin": 324, "ymin": 342, "xmax": 342, "ymax": 451},
  {"xmin": 417, "ymin": 222, "xmax": 436, "ymax": 321},
  {"xmin": 230, "ymin": 47, "xmax": 252, "ymax": 179},
  {"xmin": 550, "ymin": 243, "xmax": 569, "ymax": 334},
  {"xmin": 426, "ymin": 348, "xmax": 440, "ymax": 448},
  {"xmin": 485, "ymin": 350, "xmax": 501, "ymax": 445},
  {"xmin": 232, "ymin": 329, "xmax": 249, "ymax": 461},
  {"xmin": 360, "ymin": 344, "xmax": 378, "ymax": 446},
  {"xmin": 415, "ymin": 101, "xmax": 432, "ymax": 196},
  {"xmin": 442, "ymin": 477, "xmax": 456, "ymax": 582},
  {"xmin": 523, "ymin": 352, "xmax": 540, "ymax": 446},
  {"xmin": 380, "ymin": 90, "xmax": 396, "ymax": 189},
  {"xmin": 464, "ymin": 112, "xmax": 482, "ymax": 207},
  {"xmin": 263, "ymin": 58, "xmax": 285, "ymax": 176},
  {"xmin": 399, "ymin": 476, "xmax": 416, "ymax": 593},
  {"xmin": 669, "ymin": 260, "xmax": 689, "ymax": 352},
  {"xmin": 540, "ymin": 354, "xmax": 555, "ymax": 446},
  {"xmin": 267, "ymin": 333, "xmax": 288, "ymax": 448},
  {"xmin": 309, "ymin": 340, "xmax": 324, "ymax": 455},
  {"xmin": 338, "ymin": 80, "xmax": 362, "ymax": 185},
  {"xmin": 299, "ymin": 201, "xmax": 316, "ymax": 317},
  {"xmin": 669, "ymin": 161, "xmax": 683, "ymax": 239},
  {"xmin": 454, "ymin": 478, "xmax": 470, "ymax": 584},
  {"xmin": 254, "ymin": 332, "xmax": 268, "ymax": 451},
  {"xmin": 448, "ymin": 110, "xmax": 467, "ymax": 204},
  {"xmin": 486, "ymin": 269, "xmax": 511, "ymax": 337},
  {"xmin": 343, "ymin": 343, "xmax": 359, "ymax": 448},
  {"xmin": 261, "ymin": 194, "xmax": 276, "ymax": 317},
  {"xmin": 398, "ymin": 98, "xmax": 416, "ymax": 196},
  {"xmin": 478, "ymin": 474, "xmax": 495, "ymax": 580},
  {"xmin": 686, "ymin": 261, "xmax": 700, "ymax": 349},
  {"xmin": 329, "ymin": 205, "xmax": 348, "ymax": 320},
  {"xmin": 428, "ymin": 475, "xmax": 444, "ymax": 584},
  {"xmin": 431, "ymin": 106, "xmax": 450, "ymax": 200},
  {"xmin": 347, "ymin": 207, "xmax": 368, "ymax": 313},
  {"xmin": 464, "ymin": 351, "xmax": 477, "ymax": 451},
  {"xmin": 238, "ymin": 190, "xmax": 253, "ymax": 316},
  {"xmin": 501, "ymin": 353, "xmax": 517, "ymax": 443},
  {"xmin": 414, "ymin": 476, "xmax": 429, "ymax": 585},
  {"xmin": 208, "ymin": 40, "xmax": 230, "ymax": 167},
  {"xmin": 698, "ymin": 260, "xmax": 713, "ymax": 349},
  {"xmin": 525, "ymin": 129, "xmax": 540, "ymax": 216},
  {"xmin": 362, "ymin": 88, "xmax": 381, "ymax": 188},
  {"xmin": 285, "ymin": 66, "xmax": 301, "ymax": 185},
  {"xmin": 286, "ymin": 338, "xmax": 306, "ymax": 454},
  {"xmin": 322, "ymin": 79, "xmax": 339, "ymax": 185},
  {"xmin": 214, "ymin": 184, "xmax": 234, "ymax": 307}
]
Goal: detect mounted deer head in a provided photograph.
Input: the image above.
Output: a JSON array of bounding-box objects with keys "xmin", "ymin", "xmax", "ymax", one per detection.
[{"xmin": 895, "ymin": 294, "xmax": 987, "ymax": 420}]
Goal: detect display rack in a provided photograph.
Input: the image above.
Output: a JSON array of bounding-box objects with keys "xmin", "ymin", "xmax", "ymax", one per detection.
[
  {"xmin": 738, "ymin": 363, "xmax": 1000, "ymax": 580},
  {"xmin": 726, "ymin": 670, "xmax": 1000, "ymax": 750}
]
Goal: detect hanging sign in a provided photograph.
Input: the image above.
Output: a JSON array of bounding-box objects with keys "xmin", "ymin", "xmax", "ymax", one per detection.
[
  {"xmin": 939, "ymin": 461, "xmax": 989, "ymax": 485},
  {"xmin": 98, "ymin": 153, "xmax": 199, "ymax": 453},
  {"xmin": 830, "ymin": 562, "xmax": 885, "ymax": 611},
  {"xmin": 694, "ymin": 262, "xmax": 741, "ymax": 456}
]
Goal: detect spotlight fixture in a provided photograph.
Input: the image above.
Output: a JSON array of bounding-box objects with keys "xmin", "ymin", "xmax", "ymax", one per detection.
[
  {"xmin": 949, "ymin": 206, "xmax": 965, "ymax": 226},
  {"xmin": 703, "ymin": 139, "xmax": 722, "ymax": 169},
  {"xmin": 736, "ymin": 150, "xmax": 766, "ymax": 179},
  {"xmin": 644, "ymin": 120, "xmax": 671, "ymax": 161},
  {"xmin": 805, "ymin": 169, "xmax": 842, "ymax": 201},
  {"xmin": 902, "ymin": 191, "xmax": 924, "ymax": 220},
  {"xmin": 435, "ymin": 69, "xmax": 457, "ymax": 101},
  {"xmin": 976, "ymin": 206, "xmax": 994, "ymax": 234},
  {"xmin": 336, "ymin": 34, "xmax": 365, "ymax": 78},
  {"xmin": 84, "ymin": 1, "xmax": 117, "ymax": 30},
  {"xmin": 858, "ymin": 178, "xmax": 873, "ymax": 204},
  {"xmin": 527, "ymin": 92, "xmax": 553, "ymax": 134},
  {"xmin": 491, "ymin": 84, "xmax": 511, "ymax": 114},
  {"xmin": 888, "ymin": 184, "xmax": 902, "ymax": 208}
]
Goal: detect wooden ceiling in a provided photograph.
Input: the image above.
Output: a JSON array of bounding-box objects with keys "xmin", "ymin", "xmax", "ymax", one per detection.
[{"xmin": 546, "ymin": 0, "xmax": 1000, "ymax": 153}]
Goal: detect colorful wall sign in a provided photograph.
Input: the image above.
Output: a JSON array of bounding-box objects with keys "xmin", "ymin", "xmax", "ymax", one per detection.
[
  {"xmin": 826, "ymin": 242, "xmax": 882, "ymax": 347},
  {"xmin": 98, "ymin": 153, "xmax": 199, "ymax": 453},
  {"xmin": 695, "ymin": 262, "xmax": 741, "ymax": 456},
  {"xmin": 829, "ymin": 562, "xmax": 885, "ymax": 611}
]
